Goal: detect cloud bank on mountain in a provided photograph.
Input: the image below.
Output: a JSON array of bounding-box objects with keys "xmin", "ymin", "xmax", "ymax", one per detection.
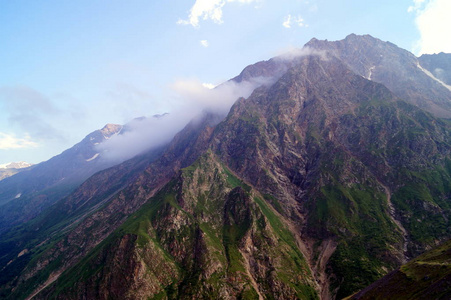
[{"xmin": 96, "ymin": 75, "xmax": 274, "ymax": 163}]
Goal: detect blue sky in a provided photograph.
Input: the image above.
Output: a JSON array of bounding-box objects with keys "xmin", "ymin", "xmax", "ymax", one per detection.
[{"xmin": 1, "ymin": 0, "xmax": 450, "ymax": 164}]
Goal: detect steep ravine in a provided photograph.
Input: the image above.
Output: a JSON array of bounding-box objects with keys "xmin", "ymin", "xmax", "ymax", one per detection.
[{"xmin": 380, "ymin": 183, "xmax": 409, "ymax": 263}]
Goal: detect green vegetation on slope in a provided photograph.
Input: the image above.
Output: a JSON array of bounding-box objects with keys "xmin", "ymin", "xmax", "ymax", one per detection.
[
  {"xmin": 311, "ymin": 180, "xmax": 400, "ymax": 298},
  {"xmin": 347, "ymin": 239, "xmax": 451, "ymax": 300},
  {"xmin": 37, "ymin": 153, "xmax": 318, "ymax": 299}
]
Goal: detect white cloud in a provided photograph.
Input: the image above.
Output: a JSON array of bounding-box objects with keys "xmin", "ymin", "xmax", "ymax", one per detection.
[
  {"xmin": 294, "ymin": 16, "xmax": 306, "ymax": 27},
  {"xmin": 229, "ymin": 0, "xmax": 257, "ymax": 3},
  {"xmin": 96, "ymin": 75, "xmax": 276, "ymax": 163},
  {"xmin": 177, "ymin": 0, "xmax": 224, "ymax": 27},
  {"xmin": 409, "ymin": 0, "xmax": 451, "ymax": 54},
  {"xmin": 0, "ymin": 132, "xmax": 38, "ymax": 150},
  {"xmin": 177, "ymin": 0, "xmax": 258, "ymax": 28},
  {"xmin": 202, "ymin": 82, "xmax": 216, "ymax": 89},
  {"xmin": 169, "ymin": 78, "xmax": 260, "ymax": 116},
  {"xmin": 283, "ymin": 15, "xmax": 292, "ymax": 28},
  {"xmin": 408, "ymin": 0, "xmax": 426, "ymax": 13},
  {"xmin": 200, "ymin": 40, "xmax": 209, "ymax": 47},
  {"xmin": 282, "ymin": 14, "xmax": 306, "ymax": 29},
  {"xmin": 274, "ymin": 46, "xmax": 328, "ymax": 61}
]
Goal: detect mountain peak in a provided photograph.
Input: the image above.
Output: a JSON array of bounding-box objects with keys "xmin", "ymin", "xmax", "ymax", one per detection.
[
  {"xmin": 307, "ymin": 37, "xmax": 319, "ymax": 44},
  {"xmin": 100, "ymin": 123, "xmax": 122, "ymax": 137},
  {"xmin": 0, "ymin": 161, "xmax": 33, "ymax": 169},
  {"xmin": 344, "ymin": 33, "xmax": 375, "ymax": 40},
  {"xmin": 305, "ymin": 33, "xmax": 388, "ymax": 51},
  {"xmin": 303, "ymin": 34, "xmax": 451, "ymax": 117},
  {"xmin": 306, "ymin": 34, "xmax": 377, "ymax": 45},
  {"xmin": 0, "ymin": 162, "xmax": 33, "ymax": 181}
]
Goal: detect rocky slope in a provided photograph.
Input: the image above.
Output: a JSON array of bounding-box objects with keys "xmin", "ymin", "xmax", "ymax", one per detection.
[
  {"xmin": 210, "ymin": 54, "xmax": 451, "ymax": 298},
  {"xmin": 0, "ymin": 113, "xmax": 218, "ymax": 299},
  {"xmin": 0, "ymin": 124, "xmax": 124, "ymax": 233},
  {"xmin": 0, "ymin": 34, "xmax": 450, "ymax": 300},
  {"xmin": 347, "ymin": 239, "xmax": 451, "ymax": 300},
  {"xmin": 306, "ymin": 34, "xmax": 451, "ymax": 118},
  {"xmin": 38, "ymin": 152, "xmax": 318, "ymax": 299}
]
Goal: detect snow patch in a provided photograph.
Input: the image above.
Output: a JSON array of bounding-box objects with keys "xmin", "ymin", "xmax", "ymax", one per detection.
[
  {"xmin": 0, "ymin": 162, "xmax": 32, "ymax": 169},
  {"xmin": 86, "ymin": 153, "xmax": 100, "ymax": 162},
  {"xmin": 417, "ymin": 62, "xmax": 451, "ymax": 92},
  {"xmin": 0, "ymin": 163, "xmax": 11, "ymax": 169}
]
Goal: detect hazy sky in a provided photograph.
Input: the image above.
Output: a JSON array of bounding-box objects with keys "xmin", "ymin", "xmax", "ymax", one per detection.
[{"xmin": 1, "ymin": 0, "xmax": 450, "ymax": 164}]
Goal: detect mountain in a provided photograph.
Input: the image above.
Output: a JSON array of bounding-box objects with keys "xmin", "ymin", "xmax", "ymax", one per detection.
[
  {"xmin": 210, "ymin": 54, "xmax": 451, "ymax": 298},
  {"xmin": 0, "ymin": 112, "xmax": 219, "ymax": 299},
  {"xmin": 346, "ymin": 239, "xmax": 451, "ymax": 300},
  {"xmin": 0, "ymin": 124, "xmax": 123, "ymax": 232},
  {"xmin": 36, "ymin": 152, "xmax": 318, "ymax": 299},
  {"xmin": 305, "ymin": 34, "xmax": 451, "ymax": 118},
  {"xmin": 1, "ymin": 34, "xmax": 451, "ymax": 300},
  {"xmin": 0, "ymin": 162, "xmax": 32, "ymax": 181}
]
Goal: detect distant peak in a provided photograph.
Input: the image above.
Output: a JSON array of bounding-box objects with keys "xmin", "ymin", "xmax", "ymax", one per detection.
[
  {"xmin": 304, "ymin": 34, "xmax": 399, "ymax": 56},
  {"xmin": 306, "ymin": 34, "xmax": 380, "ymax": 47},
  {"xmin": 132, "ymin": 116, "xmax": 146, "ymax": 122},
  {"xmin": 0, "ymin": 161, "xmax": 33, "ymax": 169},
  {"xmin": 308, "ymin": 37, "xmax": 319, "ymax": 43},
  {"xmin": 100, "ymin": 124, "xmax": 122, "ymax": 137},
  {"xmin": 153, "ymin": 113, "xmax": 169, "ymax": 119},
  {"xmin": 344, "ymin": 33, "xmax": 358, "ymax": 39},
  {"xmin": 345, "ymin": 33, "xmax": 374, "ymax": 39},
  {"xmin": 305, "ymin": 37, "xmax": 324, "ymax": 47}
]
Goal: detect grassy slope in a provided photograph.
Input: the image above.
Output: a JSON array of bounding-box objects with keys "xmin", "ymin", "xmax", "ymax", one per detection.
[
  {"xmin": 37, "ymin": 153, "xmax": 318, "ymax": 299},
  {"xmin": 346, "ymin": 239, "xmax": 451, "ymax": 300},
  {"xmin": 302, "ymin": 100, "xmax": 451, "ymax": 298}
]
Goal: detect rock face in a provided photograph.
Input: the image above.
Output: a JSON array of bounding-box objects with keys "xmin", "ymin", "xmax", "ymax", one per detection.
[{"xmin": 0, "ymin": 34, "xmax": 450, "ymax": 300}]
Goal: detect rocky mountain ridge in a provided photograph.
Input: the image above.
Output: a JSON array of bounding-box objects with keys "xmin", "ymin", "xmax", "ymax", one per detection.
[
  {"xmin": 0, "ymin": 34, "xmax": 450, "ymax": 300},
  {"xmin": 0, "ymin": 123, "xmax": 123, "ymax": 233},
  {"xmin": 0, "ymin": 162, "xmax": 33, "ymax": 181},
  {"xmin": 305, "ymin": 34, "xmax": 451, "ymax": 118}
]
